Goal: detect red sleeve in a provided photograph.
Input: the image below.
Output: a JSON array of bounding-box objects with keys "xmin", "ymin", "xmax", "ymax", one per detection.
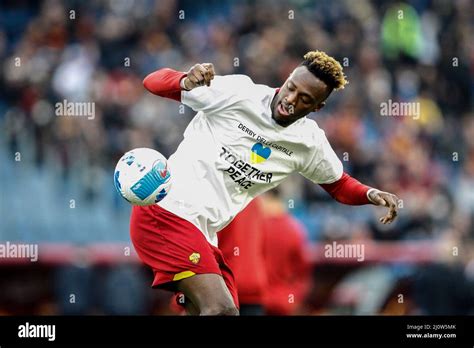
[
  {"xmin": 143, "ymin": 68, "xmax": 187, "ymax": 102},
  {"xmin": 319, "ymin": 172, "xmax": 371, "ymax": 205}
]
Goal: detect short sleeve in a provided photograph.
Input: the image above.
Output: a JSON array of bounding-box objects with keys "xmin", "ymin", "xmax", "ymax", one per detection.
[
  {"xmin": 299, "ymin": 127, "xmax": 343, "ymax": 184},
  {"xmin": 181, "ymin": 75, "xmax": 253, "ymax": 113}
]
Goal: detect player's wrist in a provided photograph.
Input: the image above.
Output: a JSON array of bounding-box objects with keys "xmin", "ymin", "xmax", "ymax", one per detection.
[
  {"xmin": 180, "ymin": 76, "xmax": 192, "ymax": 91},
  {"xmin": 366, "ymin": 188, "xmax": 379, "ymax": 204}
]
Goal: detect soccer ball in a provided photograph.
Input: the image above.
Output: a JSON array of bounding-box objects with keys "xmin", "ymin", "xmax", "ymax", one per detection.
[{"xmin": 114, "ymin": 148, "xmax": 171, "ymax": 206}]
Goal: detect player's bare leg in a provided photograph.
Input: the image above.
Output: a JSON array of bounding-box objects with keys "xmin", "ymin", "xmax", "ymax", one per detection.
[{"xmin": 176, "ymin": 274, "xmax": 239, "ymax": 316}]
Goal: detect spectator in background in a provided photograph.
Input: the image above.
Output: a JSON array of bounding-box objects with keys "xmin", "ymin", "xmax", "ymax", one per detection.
[
  {"xmin": 218, "ymin": 198, "xmax": 267, "ymax": 315},
  {"xmin": 261, "ymin": 189, "xmax": 312, "ymax": 315}
]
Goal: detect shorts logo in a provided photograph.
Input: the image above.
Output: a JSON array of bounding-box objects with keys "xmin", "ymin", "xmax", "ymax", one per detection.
[
  {"xmin": 189, "ymin": 252, "xmax": 201, "ymax": 264},
  {"xmin": 250, "ymin": 142, "xmax": 271, "ymax": 164}
]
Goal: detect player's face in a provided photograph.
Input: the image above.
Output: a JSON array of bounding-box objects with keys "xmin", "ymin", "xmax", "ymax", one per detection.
[{"xmin": 271, "ymin": 66, "xmax": 331, "ymax": 127}]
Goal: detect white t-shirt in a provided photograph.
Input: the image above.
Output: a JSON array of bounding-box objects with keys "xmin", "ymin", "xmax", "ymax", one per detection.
[{"xmin": 158, "ymin": 75, "xmax": 343, "ymax": 246}]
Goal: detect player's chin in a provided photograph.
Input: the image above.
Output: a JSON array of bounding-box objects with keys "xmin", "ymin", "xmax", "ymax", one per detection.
[
  {"xmin": 272, "ymin": 108, "xmax": 282, "ymax": 121},
  {"xmin": 273, "ymin": 112, "xmax": 285, "ymax": 123},
  {"xmin": 276, "ymin": 110, "xmax": 295, "ymax": 122}
]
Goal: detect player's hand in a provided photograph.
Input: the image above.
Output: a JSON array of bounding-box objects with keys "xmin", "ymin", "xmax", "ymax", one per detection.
[
  {"xmin": 182, "ymin": 63, "xmax": 215, "ymax": 90},
  {"xmin": 368, "ymin": 189, "xmax": 400, "ymax": 224}
]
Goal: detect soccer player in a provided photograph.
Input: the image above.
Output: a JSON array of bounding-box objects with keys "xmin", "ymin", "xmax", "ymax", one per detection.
[{"xmin": 130, "ymin": 50, "xmax": 399, "ymax": 315}]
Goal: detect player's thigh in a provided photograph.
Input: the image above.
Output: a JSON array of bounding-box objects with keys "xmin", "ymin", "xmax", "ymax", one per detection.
[{"xmin": 176, "ymin": 273, "xmax": 239, "ymax": 315}]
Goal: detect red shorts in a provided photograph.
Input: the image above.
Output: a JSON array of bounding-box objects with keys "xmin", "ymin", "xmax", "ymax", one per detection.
[{"xmin": 130, "ymin": 204, "xmax": 239, "ymax": 308}]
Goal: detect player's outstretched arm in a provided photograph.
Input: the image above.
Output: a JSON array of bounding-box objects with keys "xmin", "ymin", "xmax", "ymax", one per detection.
[
  {"xmin": 143, "ymin": 63, "xmax": 215, "ymax": 101},
  {"xmin": 320, "ymin": 172, "xmax": 399, "ymax": 224}
]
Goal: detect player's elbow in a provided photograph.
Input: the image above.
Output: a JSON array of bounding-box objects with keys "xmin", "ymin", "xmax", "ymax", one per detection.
[
  {"xmin": 143, "ymin": 68, "xmax": 184, "ymax": 101},
  {"xmin": 143, "ymin": 73, "xmax": 156, "ymax": 93},
  {"xmin": 143, "ymin": 69, "xmax": 169, "ymax": 94}
]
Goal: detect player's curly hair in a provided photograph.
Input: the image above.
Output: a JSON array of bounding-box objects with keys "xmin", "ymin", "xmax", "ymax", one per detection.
[{"xmin": 302, "ymin": 51, "xmax": 348, "ymax": 90}]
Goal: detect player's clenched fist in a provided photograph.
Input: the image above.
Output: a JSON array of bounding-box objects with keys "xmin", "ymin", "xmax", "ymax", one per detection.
[{"xmin": 182, "ymin": 63, "xmax": 215, "ymax": 90}]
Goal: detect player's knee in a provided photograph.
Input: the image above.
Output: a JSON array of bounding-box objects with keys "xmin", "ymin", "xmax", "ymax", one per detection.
[{"xmin": 200, "ymin": 303, "xmax": 239, "ymax": 316}]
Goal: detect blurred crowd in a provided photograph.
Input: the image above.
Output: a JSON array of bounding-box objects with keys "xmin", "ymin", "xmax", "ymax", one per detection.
[{"xmin": 1, "ymin": 0, "xmax": 473, "ymax": 315}]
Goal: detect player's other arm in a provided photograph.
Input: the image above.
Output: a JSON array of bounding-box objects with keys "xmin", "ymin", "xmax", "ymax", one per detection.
[
  {"xmin": 302, "ymin": 127, "xmax": 399, "ymax": 225},
  {"xmin": 143, "ymin": 64, "xmax": 215, "ymax": 101},
  {"xmin": 319, "ymin": 173, "xmax": 400, "ymax": 224}
]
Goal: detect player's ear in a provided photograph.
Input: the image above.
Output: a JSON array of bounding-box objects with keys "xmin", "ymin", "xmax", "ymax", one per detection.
[{"xmin": 314, "ymin": 101, "xmax": 325, "ymax": 112}]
